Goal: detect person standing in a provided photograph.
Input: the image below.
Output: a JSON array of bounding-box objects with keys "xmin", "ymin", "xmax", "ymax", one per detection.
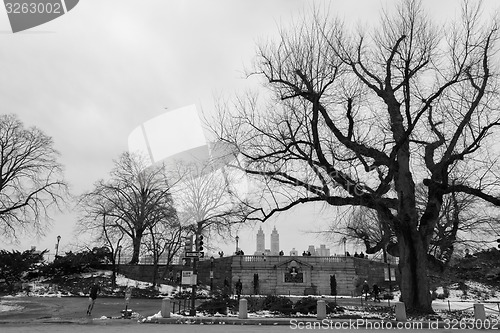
[
  {"xmin": 362, "ymin": 280, "xmax": 370, "ymax": 301},
  {"xmin": 372, "ymin": 284, "xmax": 380, "ymax": 302},
  {"xmin": 87, "ymin": 280, "xmax": 101, "ymax": 316},
  {"xmin": 235, "ymin": 279, "xmax": 243, "ymax": 301}
]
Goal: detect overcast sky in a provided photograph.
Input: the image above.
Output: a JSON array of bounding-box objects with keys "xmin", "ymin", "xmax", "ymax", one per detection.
[{"xmin": 1, "ymin": 0, "xmax": 498, "ymax": 257}]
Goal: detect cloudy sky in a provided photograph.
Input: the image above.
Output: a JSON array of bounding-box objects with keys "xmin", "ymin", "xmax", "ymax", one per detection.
[{"xmin": 1, "ymin": 0, "xmax": 498, "ymax": 257}]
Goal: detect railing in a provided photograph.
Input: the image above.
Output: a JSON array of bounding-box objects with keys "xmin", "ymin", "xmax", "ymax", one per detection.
[
  {"xmin": 116, "ymin": 256, "xmax": 173, "ymax": 265},
  {"xmin": 171, "ymin": 297, "xmax": 191, "ymax": 314},
  {"xmin": 240, "ymin": 255, "xmax": 344, "ymax": 262},
  {"xmin": 113, "ymin": 254, "xmax": 399, "ymax": 265},
  {"xmin": 239, "ymin": 254, "xmax": 390, "ymax": 263}
]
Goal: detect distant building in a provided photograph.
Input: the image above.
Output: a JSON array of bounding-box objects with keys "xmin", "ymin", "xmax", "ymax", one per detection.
[
  {"xmin": 270, "ymin": 226, "xmax": 280, "ymax": 255},
  {"xmin": 317, "ymin": 244, "xmax": 330, "ymax": 256},
  {"xmin": 255, "ymin": 226, "xmax": 280, "ymax": 255},
  {"xmin": 307, "ymin": 245, "xmax": 316, "ymax": 256},
  {"xmin": 255, "ymin": 227, "xmax": 265, "ymax": 255}
]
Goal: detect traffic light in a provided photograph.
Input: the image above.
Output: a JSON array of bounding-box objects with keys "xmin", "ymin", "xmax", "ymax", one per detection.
[
  {"xmin": 497, "ymin": 238, "xmax": 500, "ymax": 249},
  {"xmin": 184, "ymin": 235, "xmax": 193, "ymax": 252},
  {"xmin": 197, "ymin": 235, "xmax": 204, "ymax": 252}
]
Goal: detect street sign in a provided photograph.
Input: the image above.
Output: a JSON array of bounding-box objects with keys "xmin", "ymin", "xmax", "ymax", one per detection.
[
  {"xmin": 181, "ymin": 271, "xmax": 193, "ymax": 285},
  {"xmin": 185, "ymin": 251, "xmax": 205, "ymax": 258}
]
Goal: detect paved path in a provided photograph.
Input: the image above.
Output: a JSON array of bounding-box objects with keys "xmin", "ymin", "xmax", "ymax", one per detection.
[
  {"xmin": 1, "ymin": 296, "xmax": 497, "ymax": 332},
  {"xmin": 0, "ymin": 322, "xmax": 491, "ymax": 333},
  {"xmin": 0, "ymin": 296, "xmax": 162, "ymax": 322}
]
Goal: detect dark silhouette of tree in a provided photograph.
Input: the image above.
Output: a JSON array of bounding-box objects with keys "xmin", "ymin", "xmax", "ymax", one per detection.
[
  {"xmin": 212, "ymin": 0, "xmax": 500, "ymax": 313},
  {"xmin": 0, "ymin": 248, "xmax": 47, "ymax": 285},
  {"xmin": 0, "ymin": 114, "xmax": 68, "ymax": 240},
  {"xmin": 143, "ymin": 218, "xmax": 185, "ymax": 287},
  {"xmin": 79, "ymin": 153, "xmax": 177, "ymax": 264},
  {"xmin": 342, "ymin": 184, "xmax": 500, "ymax": 272}
]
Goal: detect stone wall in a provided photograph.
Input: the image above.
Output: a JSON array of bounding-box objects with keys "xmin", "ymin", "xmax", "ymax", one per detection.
[
  {"xmin": 113, "ymin": 255, "xmax": 398, "ymax": 297},
  {"xmin": 229, "ymin": 255, "xmax": 359, "ymax": 296},
  {"xmin": 352, "ymin": 257, "xmax": 399, "ymax": 293}
]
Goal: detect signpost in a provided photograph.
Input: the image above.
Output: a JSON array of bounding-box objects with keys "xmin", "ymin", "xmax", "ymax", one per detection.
[
  {"xmin": 181, "ymin": 271, "xmax": 193, "ymax": 285},
  {"xmin": 185, "ymin": 251, "xmax": 204, "ymax": 258}
]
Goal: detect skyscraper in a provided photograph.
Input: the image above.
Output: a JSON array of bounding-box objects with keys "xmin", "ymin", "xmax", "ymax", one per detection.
[
  {"xmin": 255, "ymin": 226, "xmax": 265, "ymax": 255},
  {"xmin": 271, "ymin": 226, "xmax": 280, "ymax": 255}
]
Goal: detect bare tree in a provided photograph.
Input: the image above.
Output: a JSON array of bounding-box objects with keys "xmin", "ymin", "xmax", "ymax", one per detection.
[
  {"xmin": 343, "ymin": 183, "xmax": 500, "ymax": 271},
  {"xmin": 79, "ymin": 152, "xmax": 177, "ymax": 264},
  {"xmin": 76, "ymin": 194, "xmax": 125, "ymax": 287},
  {"xmin": 211, "ymin": 0, "xmax": 500, "ymax": 312},
  {"xmin": 142, "ymin": 218, "xmax": 185, "ymax": 287},
  {"xmin": 0, "ymin": 114, "xmax": 68, "ymax": 240},
  {"xmin": 171, "ymin": 158, "xmax": 250, "ymax": 248}
]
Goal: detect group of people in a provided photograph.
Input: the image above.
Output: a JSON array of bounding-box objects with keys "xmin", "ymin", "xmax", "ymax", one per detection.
[
  {"xmin": 345, "ymin": 251, "xmax": 367, "ymax": 258},
  {"xmin": 353, "ymin": 252, "xmax": 366, "ymax": 258},
  {"xmin": 362, "ymin": 280, "xmax": 381, "ymax": 302}
]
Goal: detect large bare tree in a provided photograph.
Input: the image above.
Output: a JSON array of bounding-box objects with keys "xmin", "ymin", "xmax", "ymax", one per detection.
[
  {"xmin": 212, "ymin": 0, "xmax": 500, "ymax": 313},
  {"xmin": 79, "ymin": 153, "xmax": 177, "ymax": 264},
  {"xmin": 342, "ymin": 183, "xmax": 499, "ymax": 270},
  {"xmin": 0, "ymin": 114, "xmax": 68, "ymax": 240}
]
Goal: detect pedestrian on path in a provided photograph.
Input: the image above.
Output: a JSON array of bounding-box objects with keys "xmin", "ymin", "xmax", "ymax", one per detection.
[{"xmin": 86, "ymin": 280, "xmax": 101, "ymax": 316}]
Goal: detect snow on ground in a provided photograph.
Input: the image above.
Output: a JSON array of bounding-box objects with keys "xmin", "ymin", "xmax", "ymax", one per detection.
[
  {"xmin": 434, "ymin": 280, "xmax": 500, "ymax": 302},
  {"xmin": 114, "ymin": 274, "xmax": 175, "ymax": 296},
  {"xmin": 0, "ymin": 300, "xmax": 23, "ymax": 312},
  {"xmin": 3, "ymin": 270, "xmax": 499, "ymax": 320}
]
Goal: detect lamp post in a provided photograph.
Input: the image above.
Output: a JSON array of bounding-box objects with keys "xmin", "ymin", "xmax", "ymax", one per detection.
[
  {"xmin": 235, "ymin": 235, "xmax": 239, "ymax": 254},
  {"xmin": 341, "ymin": 237, "xmax": 347, "ymax": 256},
  {"xmin": 210, "ymin": 256, "xmax": 214, "ymax": 294},
  {"xmin": 387, "ymin": 252, "xmax": 392, "ymax": 294},
  {"xmin": 55, "ymin": 235, "xmax": 61, "ymax": 259},
  {"xmin": 190, "ymin": 221, "xmax": 203, "ymax": 316}
]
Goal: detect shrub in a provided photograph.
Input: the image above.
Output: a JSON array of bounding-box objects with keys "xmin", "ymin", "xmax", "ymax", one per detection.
[
  {"xmin": 293, "ymin": 297, "xmax": 340, "ymax": 315},
  {"xmin": 245, "ymin": 295, "xmax": 264, "ymax": 312},
  {"xmin": 330, "ymin": 275, "xmax": 337, "ymax": 296},
  {"xmin": 41, "ymin": 247, "xmax": 111, "ymax": 278},
  {"xmin": 197, "ymin": 295, "xmax": 236, "ymax": 315},
  {"xmin": 0, "ymin": 249, "xmax": 47, "ymax": 285},
  {"xmin": 262, "ymin": 295, "xmax": 294, "ymax": 315},
  {"xmin": 382, "ymin": 293, "xmax": 394, "ymax": 300},
  {"xmin": 294, "ymin": 297, "xmax": 317, "ymax": 314}
]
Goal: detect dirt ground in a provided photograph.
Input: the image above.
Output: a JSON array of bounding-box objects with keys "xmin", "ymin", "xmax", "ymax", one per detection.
[{"xmin": 0, "ymin": 296, "xmax": 162, "ymax": 323}]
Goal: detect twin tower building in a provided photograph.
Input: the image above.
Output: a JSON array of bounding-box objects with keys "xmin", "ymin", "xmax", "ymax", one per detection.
[{"xmin": 254, "ymin": 226, "xmax": 280, "ymax": 255}]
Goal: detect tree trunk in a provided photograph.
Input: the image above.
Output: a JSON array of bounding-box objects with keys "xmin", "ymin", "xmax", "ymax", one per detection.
[
  {"xmin": 152, "ymin": 261, "xmax": 158, "ymax": 288},
  {"xmin": 111, "ymin": 261, "xmax": 116, "ymax": 287},
  {"xmin": 130, "ymin": 232, "xmax": 143, "ymax": 264},
  {"xmin": 398, "ymin": 227, "xmax": 433, "ymax": 313}
]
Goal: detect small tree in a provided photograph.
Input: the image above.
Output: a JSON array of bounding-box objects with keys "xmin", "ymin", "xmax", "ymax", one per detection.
[
  {"xmin": 330, "ymin": 275, "xmax": 337, "ymax": 296},
  {"xmin": 143, "ymin": 218, "xmax": 185, "ymax": 287}
]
